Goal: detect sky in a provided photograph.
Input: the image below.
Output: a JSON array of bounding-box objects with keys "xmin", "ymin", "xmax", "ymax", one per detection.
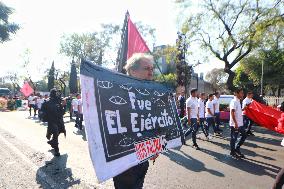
[{"xmin": 0, "ymin": 0, "xmax": 223, "ymax": 82}]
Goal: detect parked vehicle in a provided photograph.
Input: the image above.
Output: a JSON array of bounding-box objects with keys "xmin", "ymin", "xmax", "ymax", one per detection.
[
  {"xmin": 219, "ymin": 95, "xmax": 234, "ymax": 122},
  {"xmin": 0, "ymin": 88, "xmax": 11, "ymax": 97}
]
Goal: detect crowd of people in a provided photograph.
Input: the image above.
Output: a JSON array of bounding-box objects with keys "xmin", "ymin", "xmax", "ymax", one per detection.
[{"xmin": 178, "ymin": 87, "xmax": 255, "ymax": 158}]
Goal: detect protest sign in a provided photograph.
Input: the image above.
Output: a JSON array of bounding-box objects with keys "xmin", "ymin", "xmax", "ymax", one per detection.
[{"xmin": 80, "ymin": 60, "xmax": 182, "ymax": 182}]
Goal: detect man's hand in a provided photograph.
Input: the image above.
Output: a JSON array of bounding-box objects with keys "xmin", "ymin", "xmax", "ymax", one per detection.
[
  {"xmin": 188, "ymin": 119, "xmax": 191, "ymax": 126},
  {"xmin": 234, "ymin": 122, "xmax": 239, "ymax": 130}
]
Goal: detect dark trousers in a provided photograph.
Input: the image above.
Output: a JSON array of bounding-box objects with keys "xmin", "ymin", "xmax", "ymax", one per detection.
[
  {"xmin": 243, "ymin": 115, "xmax": 253, "ymax": 133},
  {"xmin": 179, "ymin": 107, "xmax": 185, "ymax": 118},
  {"xmin": 75, "ymin": 113, "xmax": 83, "ymax": 130},
  {"xmin": 113, "ymin": 161, "xmax": 149, "ymax": 189},
  {"xmin": 214, "ymin": 112, "xmax": 221, "ymax": 129},
  {"xmin": 273, "ymin": 167, "xmax": 284, "ymax": 189},
  {"xmin": 199, "ymin": 118, "xmax": 208, "ymax": 137},
  {"xmin": 47, "ymin": 123, "xmax": 59, "ymax": 153},
  {"xmin": 29, "ymin": 104, "xmax": 37, "ymax": 116},
  {"xmin": 206, "ymin": 117, "xmax": 217, "ymax": 134},
  {"xmin": 230, "ymin": 126, "xmax": 247, "ymax": 152}
]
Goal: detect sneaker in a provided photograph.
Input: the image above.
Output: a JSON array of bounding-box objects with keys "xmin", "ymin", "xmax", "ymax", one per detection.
[
  {"xmin": 214, "ymin": 132, "xmax": 221, "ymax": 136},
  {"xmin": 247, "ymin": 131, "xmax": 255, "ymax": 136},
  {"xmin": 193, "ymin": 144, "xmax": 200, "ymax": 150},
  {"xmin": 230, "ymin": 151, "xmax": 240, "ymax": 159},
  {"xmin": 235, "ymin": 149, "xmax": 245, "ymax": 158}
]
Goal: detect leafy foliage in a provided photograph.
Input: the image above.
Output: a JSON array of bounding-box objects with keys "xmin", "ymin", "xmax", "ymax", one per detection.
[
  {"xmin": 205, "ymin": 68, "xmax": 228, "ymax": 92},
  {"xmin": 0, "ymin": 2, "xmax": 19, "ymax": 43},
  {"xmin": 69, "ymin": 62, "xmax": 78, "ymax": 94},
  {"xmin": 47, "ymin": 62, "xmax": 55, "ymax": 91},
  {"xmin": 176, "ymin": 0, "xmax": 284, "ymax": 91}
]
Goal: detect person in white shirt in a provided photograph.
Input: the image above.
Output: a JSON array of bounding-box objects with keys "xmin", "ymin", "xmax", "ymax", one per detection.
[
  {"xmin": 205, "ymin": 94, "xmax": 219, "ymax": 136},
  {"xmin": 213, "ymin": 92, "xmax": 222, "ymax": 132},
  {"xmin": 71, "ymin": 97, "xmax": 78, "ymax": 120},
  {"xmin": 28, "ymin": 94, "xmax": 36, "ymax": 117},
  {"xmin": 242, "ymin": 91, "xmax": 254, "ymax": 136},
  {"xmin": 185, "ymin": 88, "xmax": 200, "ymax": 150},
  {"xmin": 198, "ymin": 93, "xmax": 209, "ymax": 138},
  {"xmin": 230, "ymin": 88, "xmax": 246, "ymax": 158},
  {"xmin": 75, "ymin": 93, "xmax": 83, "ymax": 130}
]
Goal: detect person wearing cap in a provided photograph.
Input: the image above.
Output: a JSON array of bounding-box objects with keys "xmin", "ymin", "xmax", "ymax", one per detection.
[
  {"xmin": 185, "ymin": 88, "xmax": 200, "ymax": 150},
  {"xmin": 41, "ymin": 88, "xmax": 66, "ymax": 156}
]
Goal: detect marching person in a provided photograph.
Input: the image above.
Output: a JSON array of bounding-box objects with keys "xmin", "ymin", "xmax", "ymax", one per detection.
[
  {"xmin": 242, "ymin": 91, "xmax": 254, "ymax": 136},
  {"xmin": 75, "ymin": 94, "xmax": 83, "ymax": 130},
  {"xmin": 230, "ymin": 88, "xmax": 246, "ymax": 158},
  {"xmin": 213, "ymin": 92, "xmax": 222, "ymax": 133},
  {"xmin": 205, "ymin": 94, "xmax": 218, "ymax": 137},
  {"xmin": 28, "ymin": 93, "xmax": 36, "ymax": 117},
  {"xmin": 112, "ymin": 53, "xmax": 155, "ymax": 189},
  {"xmin": 37, "ymin": 95, "xmax": 44, "ymax": 121},
  {"xmin": 72, "ymin": 95, "xmax": 78, "ymax": 123},
  {"xmin": 41, "ymin": 88, "xmax": 66, "ymax": 156},
  {"xmin": 185, "ymin": 88, "xmax": 200, "ymax": 150},
  {"xmin": 198, "ymin": 92, "xmax": 209, "ymax": 139},
  {"xmin": 178, "ymin": 91, "xmax": 186, "ymax": 118}
]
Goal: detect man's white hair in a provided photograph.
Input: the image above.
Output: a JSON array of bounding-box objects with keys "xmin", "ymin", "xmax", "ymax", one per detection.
[{"xmin": 124, "ymin": 53, "xmax": 154, "ymax": 75}]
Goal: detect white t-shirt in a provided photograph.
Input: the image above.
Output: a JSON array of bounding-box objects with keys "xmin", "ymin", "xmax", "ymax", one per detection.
[
  {"xmin": 72, "ymin": 99, "xmax": 78, "ymax": 112},
  {"xmin": 230, "ymin": 97, "xmax": 243, "ymax": 127},
  {"xmin": 37, "ymin": 98, "xmax": 44, "ymax": 109},
  {"xmin": 186, "ymin": 96, "xmax": 198, "ymax": 119},
  {"xmin": 198, "ymin": 99, "xmax": 205, "ymax": 118},
  {"xmin": 242, "ymin": 97, "xmax": 252, "ymax": 115},
  {"xmin": 213, "ymin": 97, "xmax": 220, "ymax": 113},
  {"xmin": 77, "ymin": 99, "xmax": 83, "ymax": 113},
  {"xmin": 205, "ymin": 100, "xmax": 214, "ymax": 118},
  {"xmin": 28, "ymin": 96, "xmax": 35, "ymax": 105}
]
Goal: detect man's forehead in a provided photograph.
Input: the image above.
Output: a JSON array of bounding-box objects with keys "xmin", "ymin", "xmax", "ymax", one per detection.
[{"xmin": 139, "ymin": 58, "xmax": 153, "ymax": 66}]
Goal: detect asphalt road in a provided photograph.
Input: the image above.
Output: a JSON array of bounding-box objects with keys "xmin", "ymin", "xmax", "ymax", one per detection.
[{"xmin": 0, "ymin": 110, "xmax": 283, "ymax": 189}]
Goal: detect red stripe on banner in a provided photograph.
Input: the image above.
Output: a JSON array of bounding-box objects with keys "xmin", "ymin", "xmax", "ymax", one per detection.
[
  {"xmin": 244, "ymin": 101, "xmax": 284, "ymax": 135},
  {"xmin": 127, "ymin": 18, "xmax": 150, "ymax": 59}
]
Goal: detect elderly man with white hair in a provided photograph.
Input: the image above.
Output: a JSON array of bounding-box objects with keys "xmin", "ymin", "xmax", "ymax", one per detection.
[{"xmin": 113, "ymin": 53, "xmax": 155, "ymax": 189}]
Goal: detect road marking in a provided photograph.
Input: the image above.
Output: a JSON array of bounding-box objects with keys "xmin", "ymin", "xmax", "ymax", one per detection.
[{"xmin": 0, "ymin": 132, "xmax": 63, "ymax": 189}]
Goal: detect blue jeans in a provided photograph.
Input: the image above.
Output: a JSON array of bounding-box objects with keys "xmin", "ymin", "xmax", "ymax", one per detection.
[
  {"xmin": 184, "ymin": 118, "xmax": 199, "ymax": 144},
  {"xmin": 230, "ymin": 126, "xmax": 247, "ymax": 152},
  {"xmin": 206, "ymin": 117, "xmax": 217, "ymax": 134},
  {"xmin": 243, "ymin": 115, "xmax": 253, "ymax": 133},
  {"xmin": 214, "ymin": 112, "xmax": 220, "ymax": 129},
  {"xmin": 199, "ymin": 118, "xmax": 208, "ymax": 137}
]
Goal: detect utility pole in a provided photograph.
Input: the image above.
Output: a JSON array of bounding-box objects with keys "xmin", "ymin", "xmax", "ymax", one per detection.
[{"xmin": 261, "ymin": 60, "xmax": 264, "ymax": 95}]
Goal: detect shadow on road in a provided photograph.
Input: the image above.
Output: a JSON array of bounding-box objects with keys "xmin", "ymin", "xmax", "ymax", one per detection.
[
  {"xmin": 200, "ymin": 148, "xmax": 280, "ymax": 179},
  {"xmin": 73, "ymin": 129, "xmax": 87, "ymax": 141},
  {"xmin": 36, "ymin": 154, "xmax": 80, "ymax": 189},
  {"xmin": 163, "ymin": 149, "xmax": 225, "ymax": 177}
]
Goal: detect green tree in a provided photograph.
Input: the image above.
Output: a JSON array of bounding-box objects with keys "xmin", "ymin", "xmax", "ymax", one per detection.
[
  {"xmin": 36, "ymin": 80, "xmax": 48, "ymax": 92},
  {"xmin": 47, "ymin": 61, "xmax": 55, "ymax": 91},
  {"xmin": 205, "ymin": 68, "xmax": 228, "ymax": 92},
  {"xmin": 69, "ymin": 62, "xmax": 78, "ymax": 94},
  {"xmin": 0, "ymin": 2, "xmax": 19, "ymax": 43},
  {"xmin": 234, "ymin": 48, "xmax": 284, "ymax": 96},
  {"xmin": 177, "ymin": 0, "xmax": 284, "ymax": 91}
]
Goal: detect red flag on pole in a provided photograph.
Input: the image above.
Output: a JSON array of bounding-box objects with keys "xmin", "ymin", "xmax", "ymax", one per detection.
[
  {"xmin": 116, "ymin": 12, "xmax": 150, "ymax": 73},
  {"xmin": 127, "ymin": 18, "xmax": 150, "ymax": 59},
  {"xmin": 20, "ymin": 82, "xmax": 34, "ymax": 97},
  {"xmin": 244, "ymin": 101, "xmax": 284, "ymax": 135}
]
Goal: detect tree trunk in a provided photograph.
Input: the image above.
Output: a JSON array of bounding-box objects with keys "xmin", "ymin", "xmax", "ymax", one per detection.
[{"xmin": 224, "ymin": 68, "xmax": 236, "ymax": 92}]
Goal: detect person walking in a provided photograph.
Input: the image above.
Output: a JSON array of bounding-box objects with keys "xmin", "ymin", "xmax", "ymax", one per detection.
[
  {"xmin": 213, "ymin": 92, "xmax": 222, "ymax": 132},
  {"xmin": 112, "ymin": 53, "xmax": 157, "ymax": 189},
  {"xmin": 41, "ymin": 88, "xmax": 66, "ymax": 156},
  {"xmin": 198, "ymin": 92, "xmax": 209, "ymax": 139},
  {"xmin": 28, "ymin": 93, "xmax": 36, "ymax": 117},
  {"xmin": 185, "ymin": 88, "xmax": 200, "ymax": 150},
  {"xmin": 75, "ymin": 94, "xmax": 83, "ymax": 130},
  {"xmin": 242, "ymin": 91, "xmax": 254, "ymax": 136},
  {"xmin": 205, "ymin": 94, "xmax": 218, "ymax": 137},
  {"xmin": 230, "ymin": 88, "xmax": 246, "ymax": 158},
  {"xmin": 178, "ymin": 91, "xmax": 186, "ymax": 118}
]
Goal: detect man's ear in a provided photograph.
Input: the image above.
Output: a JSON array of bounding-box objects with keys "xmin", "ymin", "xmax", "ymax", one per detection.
[{"xmin": 129, "ymin": 69, "xmax": 135, "ymax": 77}]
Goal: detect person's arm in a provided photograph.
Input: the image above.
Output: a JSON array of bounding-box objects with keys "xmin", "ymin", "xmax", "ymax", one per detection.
[
  {"xmin": 207, "ymin": 107, "xmax": 214, "ymax": 117},
  {"xmin": 187, "ymin": 107, "xmax": 191, "ymax": 125},
  {"xmin": 231, "ymin": 109, "xmax": 238, "ymax": 129},
  {"xmin": 213, "ymin": 100, "xmax": 216, "ymax": 114}
]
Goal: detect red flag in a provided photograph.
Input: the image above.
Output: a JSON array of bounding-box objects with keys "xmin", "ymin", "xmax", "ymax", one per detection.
[
  {"xmin": 127, "ymin": 18, "xmax": 150, "ymax": 59},
  {"xmin": 244, "ymin": 101, "xmax": 284, "ymax": 134},
  {"xmin": 116, "ymin": 12, "xmax": 150, "ymax": 73},
  {"xmin": 20, "ymin": 82, "xmax": 34, "ymax": 97}
]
